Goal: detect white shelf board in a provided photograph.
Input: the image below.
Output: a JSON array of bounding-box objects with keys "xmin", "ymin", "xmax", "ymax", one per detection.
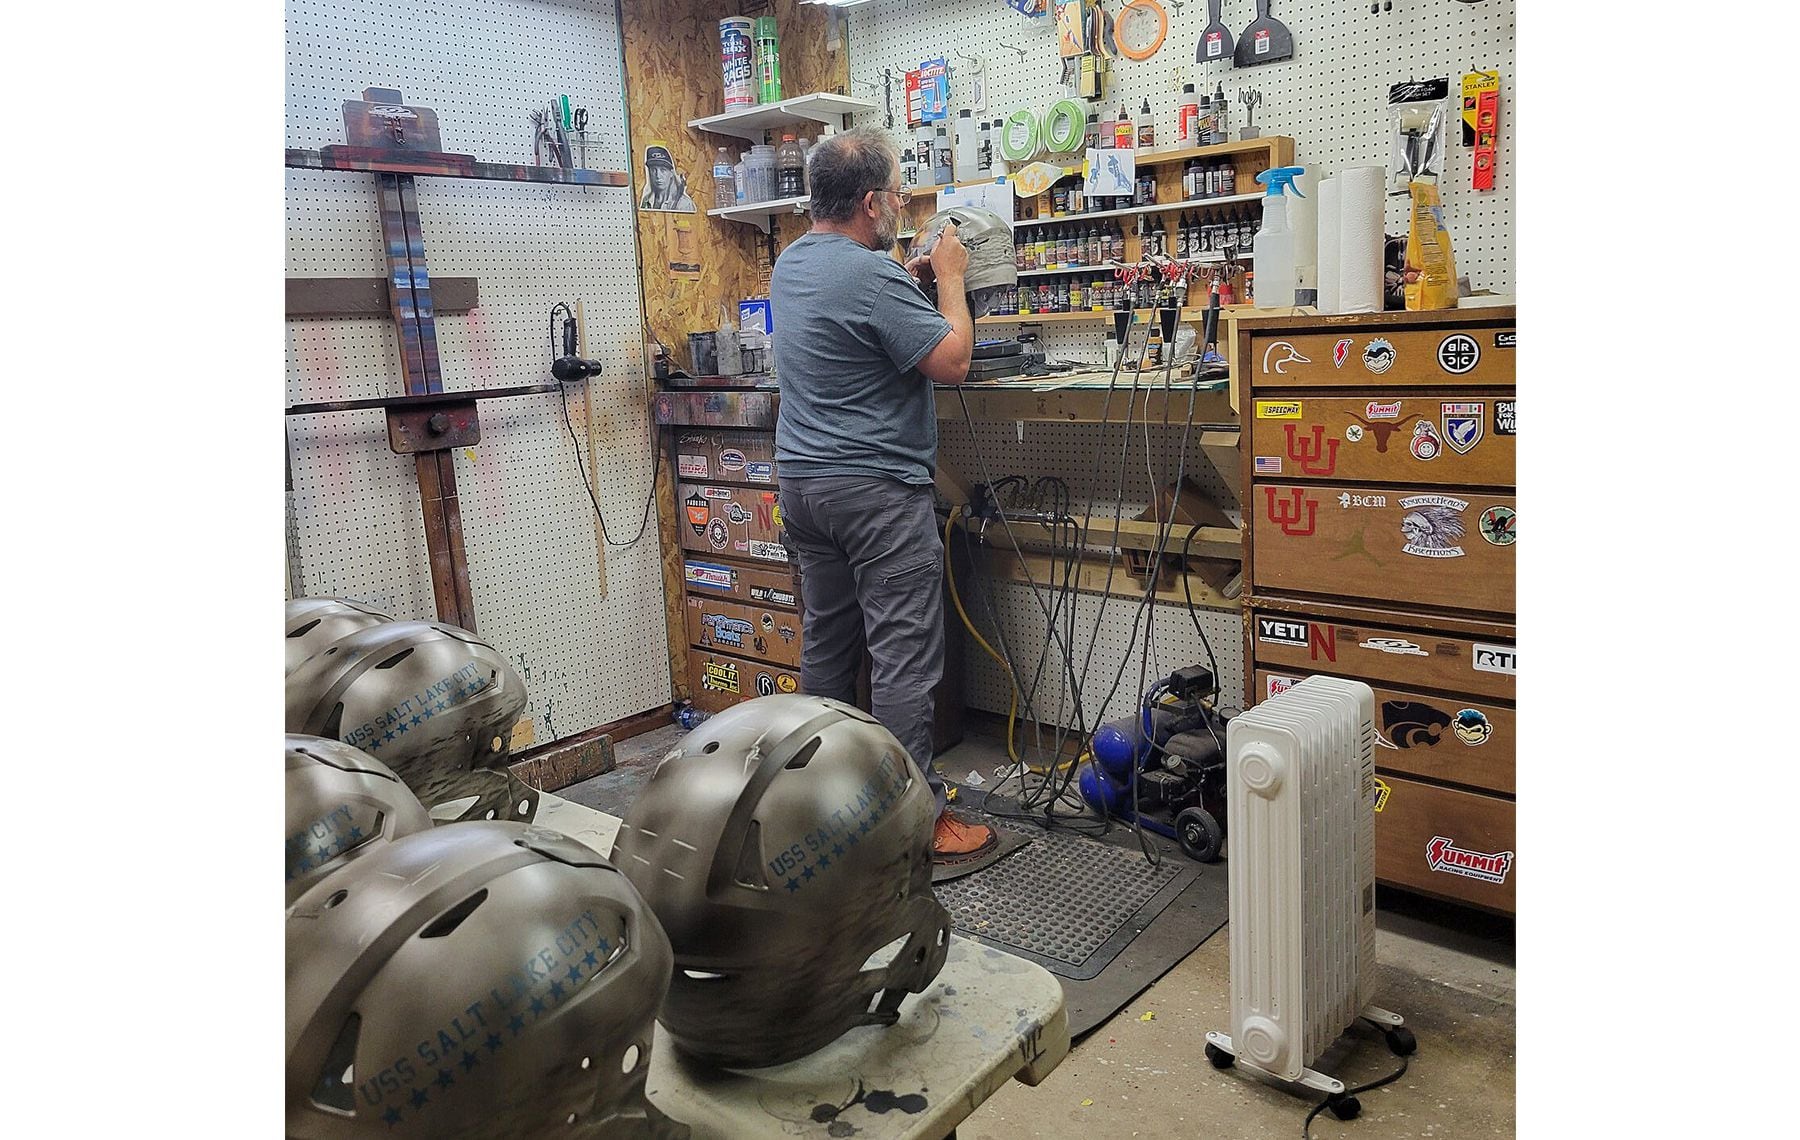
[
  {"xmin": 708, "ymin": 194, "xmax": 810, "ymax": 233},
  {"xmin": 1014, "ymin": 192, "xmax": 1262, "ymax": 229},
  {"xmin": 690, "ymin": 92, "xmax": 880, "ymax": 142},
  {"xmin": 1015, "ymin": 253, "xmax": 1255, "ymax": 278}
]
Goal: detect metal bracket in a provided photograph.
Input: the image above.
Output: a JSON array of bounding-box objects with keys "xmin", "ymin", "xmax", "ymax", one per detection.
[{"xmin": 388, "ymin": 400, "xmax": 480, "ymax": 454}]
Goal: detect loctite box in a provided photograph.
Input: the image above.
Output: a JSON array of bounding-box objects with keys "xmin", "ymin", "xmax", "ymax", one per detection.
[
  {"xmin": 686, "ymin": 647, "xmax": 801, "ymax": 714},
  {"xmin": 677, "ymin": 482, "xmax": 790, "ymax": 566},
  {"xmin": 672, "ymin": 429, "xmax": 779, "ymax": 485},
  {"xmin": 1371, "ymin": 774, "xmax": 1515, "ymax": 914},
  {"xmin": 686, "ymin": 594, "xmax": 804, "ymax": 669},
  {"xmin": 1249, "ymin": 393, "xmax": 1514, "ymax": 487},
  {"xmin": 681, "ymin": 555, "xmax": 801, "ymax": 610},
  {"xmin": 1251, "ymin": 483, "xmax": 1515, "ymax": 617}
]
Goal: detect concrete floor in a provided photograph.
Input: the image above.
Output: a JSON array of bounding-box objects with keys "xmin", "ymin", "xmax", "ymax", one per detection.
[{"xmin": 577, "ymin": 722, "xmax": 1516, "ymax": 1139}]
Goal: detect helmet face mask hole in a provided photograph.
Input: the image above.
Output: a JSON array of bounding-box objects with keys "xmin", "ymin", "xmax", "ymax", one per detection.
[
  {"xmin": 418, "ymin": 888, "xmax": 489, "ymax": 939},
  {"xmin": 309, "ymin": 1013, "xmax": 361, "ymax": 1112},
  {"xmin": 701, "ymin": 740, "xmax": 720, "ymax": 754},
  {"xmin": 517, "ymin": 799, "xmax": 531, "ymax": 816},
  {"xmin": 325, "ymin": 889, "xmax": 349, "ymax": 909},
  {"xmin": 429, "ymin": 794, "xmax": 483, "ymax": 822},
  {"xmin": 859, "ymin": 935, "xmax": 909, "ymax": 972},
  {"xmin": 374, "ymin": 648, "xmax": 415, "ymax": 670},
  {"xmin": 621, "ymin": 1044, "xmax": 641, "ymax": 1073},
  {"xmin": 784, "ymin": 737, "xmax": 823, "ymax": 770},
  {"xmin": 290, "ymin": 619, "xmax": 321, "ymax": 638}
]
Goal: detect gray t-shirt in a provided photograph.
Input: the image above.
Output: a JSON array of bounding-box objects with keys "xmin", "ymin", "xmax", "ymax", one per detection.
[{"xmin": 771, "ymin": 232, "xmax": 951, "ymax": 485}]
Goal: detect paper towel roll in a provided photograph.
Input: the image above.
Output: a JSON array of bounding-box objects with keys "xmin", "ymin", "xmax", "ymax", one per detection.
[
  {"xmin": 1288, "ymin": 169, "xmax": 1320, "ymax": 294},
  {"xmin": 1339, "ymin": 165, "xmax": 1387, "ymax": 315},
  {"xmin": 1317, "ymin": 175, "xmax": 1340, "ymax": 315}
]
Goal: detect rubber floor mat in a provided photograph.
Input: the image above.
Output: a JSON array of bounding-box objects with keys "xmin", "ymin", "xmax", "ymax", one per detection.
[{"xmin": 932, "ymin": 824, "xmax": 1201, "ymax": 980}]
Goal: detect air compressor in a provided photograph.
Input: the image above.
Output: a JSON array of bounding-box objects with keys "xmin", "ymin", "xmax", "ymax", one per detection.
[{"xmin": 1077, "ymin": 665, "xmax": 1232, "ymax": 862}]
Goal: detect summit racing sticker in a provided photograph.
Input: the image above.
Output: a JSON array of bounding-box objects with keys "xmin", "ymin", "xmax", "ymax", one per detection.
[{"xmin": 1426, "ymin": 835, "xmax": 1514, "ymax": 884}]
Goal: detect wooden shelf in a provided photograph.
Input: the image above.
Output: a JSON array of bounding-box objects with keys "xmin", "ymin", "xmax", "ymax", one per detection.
[
  {"xmin": 1017, "ymin": 253, "xmax": 1254, "ymax": 279},
  {"xmin": 1015, "ymin": 192, "xmax": 1261, "ymax": 229},
  {"xmin": 936, "ymin": 381, "xmax": 1238, "ymax": 426},
  {"xmin": 285, "ymin": 147, "xmax": 628, "ymax": 186},
  {"xmin": 707, "ymin": 194, "xmax": 810, "ymax": 233},
  {"xmin": 977, "ymin": 305, "xmax": 1261, "ymax": 325},
  {"xmin": 689, "ymin": 92, "xmax": 879, "ymax": 142}
]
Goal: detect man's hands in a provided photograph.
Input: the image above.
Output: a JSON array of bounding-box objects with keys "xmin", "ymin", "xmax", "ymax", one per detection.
[{"xmin": 905, "ymin": 221, "xmax": 969, "ymax": 289}]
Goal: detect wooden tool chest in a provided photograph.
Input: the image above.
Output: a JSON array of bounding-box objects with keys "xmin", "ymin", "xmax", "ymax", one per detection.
[{"xmin": 1238, "ymin": 308, "xmax": 1517, "ymax": 915}]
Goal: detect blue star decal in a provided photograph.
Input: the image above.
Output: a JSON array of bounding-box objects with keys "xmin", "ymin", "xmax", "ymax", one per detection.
[
  {"xmin": 485, "ymin": 1032, "xmax": 504, "ymax": 1054},
  {"xmin": 596, "ymin": 938, "xmax": 610, "ymax": 955},
  {"xmin": 297, "ymin": 857, "xmax": 313, "ymax": 872},
  {"xmin": 347, "ymin": 826, "xmax": 364, "ymax": 842},
  {"xmin": 817, "ymin": 854, "xmax": 830, "ymax": 869},
  {"xmin": 847, "ymin": 832, "xmax": 860, "ymax": 847},
  {"xmin": 409, "ymin": 714, "xmax": 423, "ymax": 728},
  {"xmin": 507, "ymin": 1015, "xmax": 525, "ymax": 1037},
  {"xmin": 566, "ymin": 965, "xmax": 582, "ymax": 984},
  {"xmin": 785, "ymin": 878, "xmax": 800, "ymax": 893},
  {"xmin": 832, "ymin": 843, "xmax": 845, "ymax": 857},
  {"xmin": 409, "ymin": 1088, "xmax": 429, "ymax": 1109},
  {"xmin": 529, "ymin": 996, "xmax": 546, "ymax": 1017},
  {"xmin": 548, "ymin": 980, "xmax": 565, "ymax": 1001},
  {"xmin": 396, "ymin": 722, "xmax": 409, "ymax": 735},
  {"xmin": 801, "ymin": 865, "xmax": 816, "ymax": 881},
  {"xmin": 383, "ymin": 731, "xmax": 396, "ymax": 743},
  {"xmin": 421, "ymin": 706, "xmax": 435, "ymax": 720},
  {"xmin": 435, "ymin": 1069, "xmax": 454, "ymax": 1089},
  {"xmin": 436, "ymin": 701, "xmax": 449, "ymax": 714},
  {"xmin": 859, "ymin": 820, "xmax": 871, "ymax": 835},
  {"xmin": 582, "ymin": 950, "xmax": 599, "ymax": 969},
  {"xmin": 869, "ymin": 810, "xmax": 881, "ymax": 825},
  {"xmin": 461, "ymin": 1050, "xmax": 480, "ymax": 1072},
  {"xmin": 382, "ymin": 1107, "xmax": 402, "ymax": 1127}
]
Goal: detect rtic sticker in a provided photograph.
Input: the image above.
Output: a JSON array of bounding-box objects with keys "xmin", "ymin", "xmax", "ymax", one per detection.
[
  {"xmin": 1363, "ymin": 338, "xmax": 1396, "ymax": 374},
  {"xmin": 1441, "ymin": 402, "xmax": 1485, "ymax": 454},
  {"xmin": 1266, "ymin": 674, "xmax": 1300, "ymax": 698},
  {"xmin": 1426, "ymin": 835, "xmax": 1514, "ymax": 884},
  {"xmin": 1453, "ymin": 708, "xmax": 1493, "ymax": 746},
  {"xmin": 1472, "ymin": 643, "xmax": 1516, "ymax": 675},
  {"xmin": 1260, "ymin": 342, "xmax": 1311, "ymax": 374},
  {"xmin": 748, "ymin": 541, "xmax": 789, "ymax": 563},
  {"xmin": 1257, "ymin": 616, "xmax": 1308, "ymax": 646},
  {"xmin": 677, "ymin": 454, "xmax": 709, "ymax": 478},
  {"xmin": 1334, "ymin": 338, "xmax": 1354, "ymax": 368},
  {"xmin": 1479, "ymin": 506, "xmax": 1516, "ymax": 546},
  {"xmin": 1399, "ymin": 494, "xmax": 1468, "ymax": 558},
  {"xmin": 1494, "ymin": 400, "xmax": 1516, "ymax": 435},
  {"xmin": 1372, "ymin": 777, "xmax": 1391, "ymax": 813},
  {"xmin": 1254, "ymin": 456, "xmax": 1283, "ymax": 475},
  {"xmin": 702, "ymin": 658, "xmax": 740, "ymax": 694},
  {"xmin": 719, "ymin": 448, "xmax": 747, "ymax": 471},
  {"xmin": 684, "ymin": 562, "xmax": 736, "ymax": 591},
  {"xmin": 1437, "ymin": 333, "xmax": 1481, "ymax": 374},
  {"xmin": 1255, "ymin": 399, "xmax": 1304, "ymax": 419}
]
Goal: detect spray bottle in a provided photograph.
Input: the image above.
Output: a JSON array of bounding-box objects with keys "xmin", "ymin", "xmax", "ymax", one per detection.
[{"xmin": 1252, "ymin": 166, "xmax": 1305, "ymax": 309}]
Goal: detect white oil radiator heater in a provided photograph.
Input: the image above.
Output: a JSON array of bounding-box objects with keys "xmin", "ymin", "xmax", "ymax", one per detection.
[{"xmin": 1205, "ymin": 675, "xmax": 1415, "ymax": 1120}]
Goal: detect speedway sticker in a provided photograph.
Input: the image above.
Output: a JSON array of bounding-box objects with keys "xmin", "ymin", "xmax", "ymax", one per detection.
[
  {"xmin": 1399, "ymin": 494, "xmax": 1469, "ymax": 558},
  {"xmin": 1255, "ymin": 400, "xmax": 1304, "ymax": 419},
  {"xmin": 1426, "ymin": 835, "xmax": 1514, "ymax": 884}
]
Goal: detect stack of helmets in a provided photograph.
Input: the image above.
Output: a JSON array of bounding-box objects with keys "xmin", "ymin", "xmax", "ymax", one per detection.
[
  {"xmin": 286, "ymin": 822, "xmax": 688, "ymax": 1138},
  {"xmin": 286, "ymin": 598, "xmax": 394, "ymax": 675},
  {"xmin": 615, "ymin": 694, "xmax": 951, "ymax": 1068},
  {"xmin": 286, "ymin": 734, "xmax": 432, "ymax": 905},
  {"xmin": 286, "ymin": 618, "xmax": 534, "ymax": 825}
]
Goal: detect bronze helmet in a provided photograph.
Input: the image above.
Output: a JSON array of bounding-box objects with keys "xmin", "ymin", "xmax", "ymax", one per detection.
[
  {"xmin": 285, "ymin": 734, "xmax": 431, "ymax": 905},
  {"xmin": 286, "ymin": 597, "xmax": 395, "ymax": 675}
]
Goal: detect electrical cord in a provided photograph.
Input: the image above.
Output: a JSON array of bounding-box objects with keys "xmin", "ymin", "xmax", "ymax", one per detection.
[
  {"xmin": 552, "ymin": 303, "xmax": 658, "ymax": 548},
  {"xmin": 1301, "ymin": 1056, "xmax": 1411, "ymax": 1140}
]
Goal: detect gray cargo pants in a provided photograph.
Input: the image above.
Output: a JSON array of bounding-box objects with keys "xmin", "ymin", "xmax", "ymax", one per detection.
[{"xmin": 778, "ymin": 475, "xmax": 947, "ymax": 815}]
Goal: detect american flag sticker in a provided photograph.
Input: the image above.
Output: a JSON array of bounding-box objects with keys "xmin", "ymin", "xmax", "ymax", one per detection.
[{"xmin": 1254, "ymin": 456, "xmax": 1283, "ymax": 475}]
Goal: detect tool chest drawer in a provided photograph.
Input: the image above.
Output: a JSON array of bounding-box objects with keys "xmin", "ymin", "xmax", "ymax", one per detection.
[
  {"xmin": 1251, "ymin": 483, "xmax": 1515, "ymax": 616},
  {"xmin": 1249, "ymin": 393, "xmax": 1514, "ymax": 486},
  {"xmin": 686, "ymin": 647, "xmax": 800, "ymax": 714},
  {"xmin": 686, "ymin": 594, "xmax": 804, "ymax": 669},
  {"xmin": 1372, "ymin": 774, "xmax": 1515, "ymax": 915},
  {"xmin": 678, "ymin": 482, "xmax": 790, "ymax": 565},
  {"xmin": 673, "ymin": 429, "xmax": 779, "ymax": 485},
  {"xmin": 1247, "ymin": 606, "xmax": 1515, "ymax": 703},
  {"xmin": 1254, "ymin": 669, "xmax": 1513, "ymax": 795},
  {"xmin": 682, "ymin": 555, "xmax": 801, "ymax": 610},
  {"xmin": 1244, "ymin": 320, "xmax": 1515, "ymax": 389}
]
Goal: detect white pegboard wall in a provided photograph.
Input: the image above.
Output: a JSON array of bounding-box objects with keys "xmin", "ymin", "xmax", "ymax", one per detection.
[
  {"xmin": 848, "ymin": 0, "xmax": 1515, "ymax": 298},
  {"xmin": 285, "ymin": 0, "xmax": 669, "ymax": 741}
]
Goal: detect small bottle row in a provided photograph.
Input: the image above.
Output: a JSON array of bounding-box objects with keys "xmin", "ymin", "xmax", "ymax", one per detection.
[
  {"xmin": 1136, "ymin": 210, "xmax": 1261, "ymax": 260},
  {"xmin": 1016, "ymin": 219, "xmax": 1129, "ymax": 271},
  {"xmin": 988, "ymin": 276, "xmax": 1180, "ymax": 317}
]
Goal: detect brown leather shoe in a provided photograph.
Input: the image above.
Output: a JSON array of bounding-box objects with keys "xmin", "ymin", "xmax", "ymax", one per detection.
[{"xmin": 932, "ymin": 810, "xmax": 997, "ymax": 860}]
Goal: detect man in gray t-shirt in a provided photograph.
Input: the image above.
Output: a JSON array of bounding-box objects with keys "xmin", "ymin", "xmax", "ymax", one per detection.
[{"xmin": 771, "ymin": 127, "xmax": 995, "ymax": 861}]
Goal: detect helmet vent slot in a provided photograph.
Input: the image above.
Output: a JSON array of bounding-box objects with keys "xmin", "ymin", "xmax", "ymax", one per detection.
[
  {"xmin": 318, "ymin": 703, "xmax": 346, "ymax": 743},
  {"xmin": 701, "ymin": 741, "xmax": 721, "ymax": 754},
  {"xmin": 784, "ymin": 737, "xmax": 823, "ymax": 770},
  {"xmin": 418, "ymin": 888, "xmax": 489, "ymax": 939},
  {"xmin": 429, "ymin": 794, "xmax": 482, "ymax": 822},
  {"xmin": 682, "ymin": 969, "xmax": 729, "ymax": 981},
  {"xmin": 325, "ymin": 888, "xmax": 350, "ymax": 909},
  {"xmin": 374, "ymin": 648, "xmax": 414, "ymax": 670},
  {"xmin": 309, "ymin": 1013, "xmax": 361, "ymax": 1112},
  {"xmin": 859, "ymin": 935, "xmax": 909, "ymax": 973},
  {"xmin": 289, "ymin": 619, "xmax": 320, "ymax": 639},
  {"xmin": 732, "ymin": 819, "xmax": 768, "ymax": 889}
]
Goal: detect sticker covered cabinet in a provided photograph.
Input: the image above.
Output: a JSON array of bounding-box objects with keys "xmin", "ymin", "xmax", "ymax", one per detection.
[{"xmin": 1238, "ymin": 308, "xmax": 1517, "ymax": 915}]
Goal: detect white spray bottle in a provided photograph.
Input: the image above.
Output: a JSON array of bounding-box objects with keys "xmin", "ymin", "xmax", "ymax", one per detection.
[{"xmin": 1253, "ymin": 165, "xmax": 1305, "ymax": 309}]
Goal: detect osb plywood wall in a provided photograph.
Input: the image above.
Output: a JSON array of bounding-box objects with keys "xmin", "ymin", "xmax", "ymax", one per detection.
[{"xmin": 618, "ymin": 0, "xmax": 848, "ymax": 699}]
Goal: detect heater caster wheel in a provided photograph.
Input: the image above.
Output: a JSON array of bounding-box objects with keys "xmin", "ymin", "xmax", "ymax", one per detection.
[
  {"xmin": 1176, "ymin": 807, "xmax": 1224, "ymax": 863},
  {"xmin": 1328, "ymin": 1095, "xmax": 1361, "ymax": 1121},
  {"xmin": 1385, "ymin": 1027, "xmax": 1417, "ymax": 1056},
  {"xmin": 1205, "ymin": 1043, "xmax": 1234, "ymax": 1069}
]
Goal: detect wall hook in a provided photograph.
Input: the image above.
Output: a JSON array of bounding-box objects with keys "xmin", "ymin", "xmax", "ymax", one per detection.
[{"xmin": 999, "ymin": 42, "xmax": 1028, "ymax": 61}]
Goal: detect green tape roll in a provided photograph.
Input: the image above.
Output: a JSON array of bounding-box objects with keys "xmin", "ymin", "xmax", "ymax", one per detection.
[
  {"xmin": 1042, "ymin": 98, "xmax": 1086, "ymax": 155},
  {"xmin": 1000, "ymin": 107, "xmax": 1040, "ymax": 164}
]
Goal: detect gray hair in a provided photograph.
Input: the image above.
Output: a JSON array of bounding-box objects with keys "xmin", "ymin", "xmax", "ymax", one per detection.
[{"xmin": 806, "ymin": 127, "xmax": 897, "ymax": 223}]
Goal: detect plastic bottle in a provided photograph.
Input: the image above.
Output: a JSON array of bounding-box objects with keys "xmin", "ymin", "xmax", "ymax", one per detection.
[
  {"xmin": 674, "ymin": 703, "xmax": 710, "ymax": 730},
  {"xmin": 978, "ymin": 119, "xmax": 994, "ymax": 172},
  {"xmin": 1084, "ymin": 112, "xmax": 1100, "ymax": 153},
  {"xmin": 733, "ymin": 158, "xmax": 747, "ymax": 204},
  {"xmin": 931, "ymin": 125, "xmax": 952, "ymax": 185},
  {"xmin": 1253, "ymin": 166, "xmax": 1305, "ymax": 309},
  {"xmin": 1177, "ymin": 83, "xmax": 1200, "ymax": 146},
  {"xmin": 711, "ymin": 147, "xmax": 736, "ymax": 209},
  {"xmin": 1115, "ymin": 101, "xmax": 1135, "ymax": 149},
  {"xmin": 954, "ymin": 108, "xmax": 980, "ymax": 182},
  {"xmin": 1137, "ymin": 98, "xmax": 1156, "ymax": 150},
  {"xmin": 1210, "ymin": 83, "xmax": 1231, "ymax": 145},
  {"xmin": 776, "ymin": 133, "xmax": 806, "ymax": 198}
]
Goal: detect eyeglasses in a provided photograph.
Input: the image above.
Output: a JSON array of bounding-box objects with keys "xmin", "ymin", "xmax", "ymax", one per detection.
[{"xmin": 874, "ymin": 186, "xmax": 912, "ymax": 206}]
